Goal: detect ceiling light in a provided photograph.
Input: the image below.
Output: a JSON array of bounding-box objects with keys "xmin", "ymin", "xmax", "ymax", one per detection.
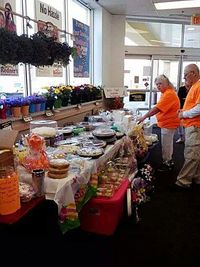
[
  {"xmin": 154, "ymin": 1, "xmax": 200, "ymax": 10},
  {"xmin": 150, "ymin": 39, "xmax": 170, "ymax": 44}
]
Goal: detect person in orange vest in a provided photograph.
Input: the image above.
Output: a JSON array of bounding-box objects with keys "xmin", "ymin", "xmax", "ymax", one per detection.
[
  {"xmin": 138, "ymin": 74, "xmax": 180, "ymax": 171},
  {"xmin": 173, "ymin": 64, "xmax": 200, "ymax": 190}
]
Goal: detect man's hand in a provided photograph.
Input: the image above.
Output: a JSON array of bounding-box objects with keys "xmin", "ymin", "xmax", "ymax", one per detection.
[{"xmin": 177, "ymin": 109, "xmax": 184, "ymax": 119}]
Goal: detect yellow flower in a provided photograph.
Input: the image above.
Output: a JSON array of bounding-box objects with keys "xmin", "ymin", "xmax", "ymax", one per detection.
[{"xmin": 54, "ymin": 89, "xmax": 60, "ymax": 94}]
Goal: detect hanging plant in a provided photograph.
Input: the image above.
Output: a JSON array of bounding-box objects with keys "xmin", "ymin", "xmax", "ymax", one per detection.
[
  {"xmin": 0, "ymin": 28, "xmax": 19, "ymax": 65},
  {"xmin": 30, "ymin": 31, "xmax": 54, "ymax": 66},
  {"xmin": 17, "ymin": 34, "xmax": 34, "ymax": 64},
  {"xmin": 53, "ymin": 42, "xmax": 76, "ymax": 66},
  {"xmin": 0, "ymin": 28, "xmax": 76, "ymax": 67}
]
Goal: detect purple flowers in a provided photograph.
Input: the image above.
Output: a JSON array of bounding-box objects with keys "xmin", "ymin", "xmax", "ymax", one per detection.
[
  {"xmin": 28, "ymin": 95, "xmax": 46, "ymax": 104},
  {"xmin": 9, "ymin": 97, "xmax": 22, "ymax": 107}
]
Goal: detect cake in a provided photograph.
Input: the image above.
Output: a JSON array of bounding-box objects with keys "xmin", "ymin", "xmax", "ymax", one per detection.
[{"xmin": 47, "ymin": 159, "xmax": 70, "ymax": 179}]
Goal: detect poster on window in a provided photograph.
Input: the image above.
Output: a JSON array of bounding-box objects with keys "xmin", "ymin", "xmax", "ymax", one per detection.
[
  {"xmin": 0, "ymin": 64, "xmax": 18, "ymax": 76},
  {"xmin": 73, "ymin": 19, "xmax": 90, "ymax": 78},
  {"xmin": 35, "ymin": 0, "xmax": 62, "ymax": 77},
  {"xmin": 0, "ymin": 0, "xmax": 16, "ymax": 32},
  {"xmin": 36, "ymin": 63, "xmax": 62, "ymax": 77},
  {"xmin": 0, "ymin": 1, "xmax": 18, "ymax": 76}
]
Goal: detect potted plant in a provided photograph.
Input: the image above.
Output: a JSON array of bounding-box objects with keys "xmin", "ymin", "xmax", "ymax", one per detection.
[
  {"xmin": 21, "ymin": 96, "xmax": 30, "ymax": 116},
  {"xmin": 0, "ymin": 99, "xmax": 6, "ymax": 119},
  {"xmin": 59, "ymin": 85, "xmax": 72, "ymax": 106},
  {"xmin": 9, "ymin": 97, "xmax": 22, "ymax": 117},
  {"xmin": 53, "ymin": 87, "xmax": 63, "ymax": 109},
  {"xmin": 28, "ymin": 95, "xmax": 44, "ymax": 113},
  {"xmin": 38, "ymin": 95, "xmax": 46, "ymax": 111},
  {"xmin": 71, "ymin": 85, "xmax": 83, "ymax": 105},
  {"xmin": 43, "ymin": 87, "xmax": 56, "ymax": 110}
]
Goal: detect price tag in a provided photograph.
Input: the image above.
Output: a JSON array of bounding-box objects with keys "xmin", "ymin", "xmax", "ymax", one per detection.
[
  {"xmin": 23, "ymin": 116, "xmax": 32, "ymax": 122},
  {"xmin": 104, "ymin": 87, "xmax": 127, "ymax": 98},
  {"xmin": 45, "ymin": 110, "xmax": 54, "ymax": 117},
  {"xmin": 0, "ymin": 120, "xmax": 12, "ymax": 129}
]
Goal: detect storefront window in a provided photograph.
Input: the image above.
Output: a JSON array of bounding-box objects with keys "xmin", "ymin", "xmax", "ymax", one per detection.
[
  {"xmin": 0, "ymin": 0, "xmax": 25, "ymax": 97},
  {"xmin": 68, "ymin": 0, "xmax": 91, "ymax": 85},
  {"xmin": 125, "ymin": 20, "xmax": 182, "ymax": 47},
  {"xmin": 184, "ymin": 25, "xmax": 200, "ymax": 48}
]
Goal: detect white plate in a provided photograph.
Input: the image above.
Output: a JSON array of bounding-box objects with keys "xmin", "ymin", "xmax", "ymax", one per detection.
[
  {"xmin": 77, "ymin": 147, "xmax": 104, "ymax": 157},
  {"xmin": 93, "ymin": 129, "xmax": 116, "ymax": 137}
]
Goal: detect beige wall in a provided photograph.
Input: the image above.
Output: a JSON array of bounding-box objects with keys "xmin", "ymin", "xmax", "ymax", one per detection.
[{"xmin": 94, "ymin": 7, "xmax": 125, "ymax": 88}]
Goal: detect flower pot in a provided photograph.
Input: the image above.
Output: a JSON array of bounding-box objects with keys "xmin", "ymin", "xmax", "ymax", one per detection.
[
  {"xmin": 35, "ymin": 103, "xmax": 41, "ymax": 112},
  {"xmin": 45, "ymin": 99, "xmax": 55, "ymax": 110},
  {"xmin": 40, "ymin": 102, "xmax": 46, "ymax": 111},
  {"xmin": 11, "ymin": 107, "xmax": 21, "ymax": 117},
  {"xmin": 29, "ymin": 103, "xmax": 36, "ymax": 113},
  {"xmin": 61, "ymin": 97, "xmax": 69, "ymax": 107},
  {"xmin": 54, "ymin": 98, "xmax": 62, "ymax": 109},
  {"xmin": 0, "ymin": 108, "xmax": 7, "ymax": 119},
  {"xmin": 21, "ymin": 105, "xmax": 29, "ymax": 116},
  {"xmin": 6, "ymin": 107, "xmax": 12, "ymax": 117}
]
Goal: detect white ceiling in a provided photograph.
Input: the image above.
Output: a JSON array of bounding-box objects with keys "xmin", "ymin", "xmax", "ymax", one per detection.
[{"xmin": 89, "ymin": 0, "xmax": 200, "ymax": 20}]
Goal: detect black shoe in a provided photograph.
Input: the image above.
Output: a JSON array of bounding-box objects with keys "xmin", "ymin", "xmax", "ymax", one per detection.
[
  {"xmin": 157, "ymin": 163, "xmax": 173, "ymax": 172},
  {"xmin": 169, "ymin": 183, "xmax": 191, "ymax": 192}
]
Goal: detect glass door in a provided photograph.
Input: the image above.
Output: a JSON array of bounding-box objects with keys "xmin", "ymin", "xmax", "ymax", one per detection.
[
  {"xmin": 124, "ymin": 55, "xmax": 181, "ymax": 117},
  {"xmin": 124, "ymin": 56, "xmax": 152, "ymax": 112},
  {"xmin": 152, "ymin": 56, "xmax": 180, "ymax": 108}
]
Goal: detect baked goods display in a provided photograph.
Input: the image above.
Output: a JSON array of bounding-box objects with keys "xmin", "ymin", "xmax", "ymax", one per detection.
[
  {"xmin": 57, "ymin": 145, "xmax": 79, "ymax": 154},
  {"xmin": 31, "ymin": 126, "xmax": 57, "ymax": 137},
  {"xmin": 54, "ymin": 138, "xmax": 80, "ymax": 146},
  {"xmin": 93, "ymin": 128, "xmax": 116, "ymax": 138},
  {"xmin": 77, "ymin": 147, "xmax": 104, "ymax": 158},
  {"xmin": 48, "ymin": 159, "xmax": 70, "ymax": 179},
  {"xmin": 30, "ymin": 120, "xmax": 57, "ymax": 137},
  {"xmin": 82, "ymin": 139, "xmax": 107, "ymax": 148}
]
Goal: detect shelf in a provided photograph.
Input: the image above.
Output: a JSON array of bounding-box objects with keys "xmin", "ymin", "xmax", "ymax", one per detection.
[{"xmin": 0, "ymin": 100, "xmax": 103, "ymax": 134}]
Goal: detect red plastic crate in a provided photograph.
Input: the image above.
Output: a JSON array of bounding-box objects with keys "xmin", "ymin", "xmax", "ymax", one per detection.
[{"xmin": 80, "ymin": 179, "xmax": 129, "ymax": 235}]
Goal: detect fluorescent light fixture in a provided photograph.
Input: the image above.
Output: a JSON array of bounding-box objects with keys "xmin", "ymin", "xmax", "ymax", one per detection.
[
  {"xmin": 150, "ymin": 39, "xmax": 171, "ymax": 44},
  {"xmin": 154, "ymin": 0, "xmax": 200, "ymax": 10}
]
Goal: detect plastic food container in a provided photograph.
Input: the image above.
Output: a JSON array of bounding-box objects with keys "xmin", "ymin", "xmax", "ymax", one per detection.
[{"xmin": 30, "ymin": 120, "xmax": 58, "ymax": 137}]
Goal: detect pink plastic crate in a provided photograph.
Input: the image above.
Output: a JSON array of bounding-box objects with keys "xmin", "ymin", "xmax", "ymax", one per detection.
[{"xmin": 80, "ymin": 179, "xmax": 129, "ymax": 235}]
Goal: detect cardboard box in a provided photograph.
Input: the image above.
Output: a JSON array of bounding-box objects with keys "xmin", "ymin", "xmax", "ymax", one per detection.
[
  {"xmin": 0, "ymin": 130, "xmax": 18, "ymax": 168},
  {"xmin": 80, "ymin": 179, "xmax": 129, "ymax": 235}
]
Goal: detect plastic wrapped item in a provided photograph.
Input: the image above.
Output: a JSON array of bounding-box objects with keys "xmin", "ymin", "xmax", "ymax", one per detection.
[
  {"xmin": 19, "ymin": 182, "xmax": 35, "ymax": 202},
  {"xmin": 143, "ymin": 122, "xmax": 154, "ymax": 136},
  {"xmin": 30, "ymin": 120, "xmax": 58, "ymax": 137},
  {"xmin": 22, "ymin": 133, "xmax": 49, "ymax": 172}
]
